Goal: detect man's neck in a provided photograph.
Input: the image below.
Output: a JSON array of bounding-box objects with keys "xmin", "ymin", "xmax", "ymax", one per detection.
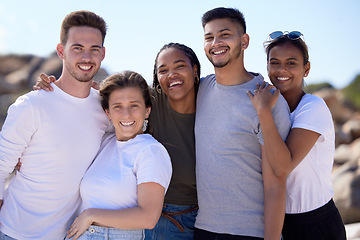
[
  {"xmin": 214, "ymin": 63, "xmax": 254, "ymax": 86},
  {"xmin": 55, "ymin": 75, "xmax": 92, "ymax": 98}
]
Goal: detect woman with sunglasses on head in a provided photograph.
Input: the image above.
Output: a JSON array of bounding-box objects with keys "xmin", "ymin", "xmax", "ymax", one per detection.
[
  {"xmin": 248, "ymin": 31, "xmax": 346, "ymax": 240},
  {"xmin": 34, "ymin": 43, "xmax": 200, "ymax": 240}
]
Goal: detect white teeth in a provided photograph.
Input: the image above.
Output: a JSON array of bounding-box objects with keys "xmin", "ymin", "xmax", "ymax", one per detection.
[
  {"xmin": 214, "ymin": 49, "xmax": 226, "ymax": 55},
  {"xmin": 79, "ymin": 65, "xmax": 91, "ymax": 70},
  {"xmin": 277, "ymin": 77, "xmax": 289, "ymax": 81},
  {"xmin": 169, "ymin": 81, "xmax": 182, "ymax": 87},
  {"xmin": 120, "ymin": 121, "xmax": 135, "ymax": 126}
]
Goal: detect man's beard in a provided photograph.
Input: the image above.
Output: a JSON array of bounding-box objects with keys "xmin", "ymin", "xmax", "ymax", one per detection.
[
  {"xmin": 207, "ymin": 44, "xmax": 242, "ymax": 68},
  {"xmin": 65, "ymin": 62, "xmax": 97, "ymax": 83}
]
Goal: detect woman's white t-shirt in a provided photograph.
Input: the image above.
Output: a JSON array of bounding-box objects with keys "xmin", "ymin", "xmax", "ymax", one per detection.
[
  {"xmin": 79, "ymin": 133, "xmax": 172, "ymax": 211},
  {"xmin": 286, "ymin": 94, "xmax": 335, "ymax": 214}
]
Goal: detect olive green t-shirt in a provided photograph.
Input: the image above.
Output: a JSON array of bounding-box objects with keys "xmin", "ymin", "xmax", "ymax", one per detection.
[{"xmin": 148, "ymin": 90, "xmax": 197, "ymax": 205}]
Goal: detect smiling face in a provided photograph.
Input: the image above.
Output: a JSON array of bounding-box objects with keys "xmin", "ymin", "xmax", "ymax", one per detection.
[
  {"xmin": 105, "ymin": 87, "xmax": 151, "ymax": 141},
  {"xmin": 203, "ymin": 18, "xmax": 248, "ymax": 68},
  {"xmin": 57, "ymin": 26, "xmax": 105, "ymax": 83},
  {"xmin": 156, "ymin": 47, "xmax": 197, "ymax": 103},
  {"xmin": 267, "ymin": 42, "xmax": 310, "ymax": 96}
]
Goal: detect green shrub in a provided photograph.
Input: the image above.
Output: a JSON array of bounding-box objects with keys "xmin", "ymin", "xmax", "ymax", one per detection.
[
  {"xmin": 304, "ymin": 82, "xmax": 334, "ymax": 94},
  {"xmin": 342, "ymin": 75, "xmax": 360, "ymax": 109}
]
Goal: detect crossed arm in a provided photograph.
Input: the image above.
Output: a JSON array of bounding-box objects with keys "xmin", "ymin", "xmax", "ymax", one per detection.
[{"xmin": 67, "ymin": 182, "xmax": 165, "ymax": 240}]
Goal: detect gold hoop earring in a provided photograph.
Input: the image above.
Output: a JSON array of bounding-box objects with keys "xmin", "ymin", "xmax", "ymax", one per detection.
[{"xmin": 156, "ymin": 84, "xmax": 162, "ymax": 94}]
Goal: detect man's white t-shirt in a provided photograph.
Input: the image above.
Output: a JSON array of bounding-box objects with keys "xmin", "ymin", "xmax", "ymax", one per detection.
[{"xmin": 0, "ymin": 84, "xmax": 109, "ymax": 239}]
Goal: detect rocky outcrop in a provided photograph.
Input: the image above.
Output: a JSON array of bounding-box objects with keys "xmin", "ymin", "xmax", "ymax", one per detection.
[
  {"xmin": 0, "ymin": 52, "xmax": 61, "ymax": 94},
  {"xmin": 314, "ymin": 89, "xmax": 360, "ymax": 225}
]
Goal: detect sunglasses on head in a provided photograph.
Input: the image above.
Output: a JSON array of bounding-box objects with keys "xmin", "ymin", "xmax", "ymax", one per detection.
[{"xmin": 269, "ymin": 31, "xmax": 303, "ymax": 40}]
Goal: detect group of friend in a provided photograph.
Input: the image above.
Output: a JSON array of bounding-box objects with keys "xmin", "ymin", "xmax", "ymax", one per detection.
[{"xmin": 0, "ymin": 7, "xmax": 347, "ymax": 240}]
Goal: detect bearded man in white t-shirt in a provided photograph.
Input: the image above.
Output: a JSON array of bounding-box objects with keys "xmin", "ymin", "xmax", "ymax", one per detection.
[{"xmin": 0, "ymin": 10, "xmax": 109, "ymax": 240}]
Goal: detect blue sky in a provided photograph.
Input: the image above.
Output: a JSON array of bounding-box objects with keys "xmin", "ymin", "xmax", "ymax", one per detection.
[{"xmin": 1, "ymin": 0, "xmax": 359, "ymax": 89}]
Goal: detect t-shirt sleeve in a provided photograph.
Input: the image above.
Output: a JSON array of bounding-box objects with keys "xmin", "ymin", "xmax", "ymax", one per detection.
[
  {"xmin": 0, "ymin": 95, "xmax": 38, "ymax": 197},
  {"xmin": 134, "ymin": 143, "xmax": 172, "ymax": 192},
  {"xmin": 292, "ymin": 96, "xmax": 332, "ymax": 138}
]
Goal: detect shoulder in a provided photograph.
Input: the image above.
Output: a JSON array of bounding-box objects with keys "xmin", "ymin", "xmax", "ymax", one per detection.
[
  {"xmin": 198, "ymin": 74, "xmax": 216, "ymax": 94},
  {"xmin": 89, "ymin": 88, "xmax": 103, "ymax": 103},
  {"xmin": 90, "ymin": 87, "xmax": 100, "ymax": 96},
  {"xmin": 245, "ymin": 73, "xmax": 265, "ymax": 90},
  {"xmin": 297, "ymin": 94, "xmax": 330, "ymax": 114},
  {"xmin": 292, "ymin": 94, "xmax": 334, "ymax": 136},
  {"xmin": 139, "ymin": 134, "xmax": 167, "ymax": 150},
  {"xmin": 100, "ymin": 132, "xmax": 117, "ymax": 147},
  {"xmin": 272, "ymin": 90, "xmax": 290, "ymax": 114},
  {"xmin": 136, "ymin": 135, "xmax": 170, "ymax": 159},
  {"xmin": 3, "ymin": 91, "xmax": 48, "ymax": 130},
  {"xmin": 9, "ymin": 90, "xmax": 46, "ymax": 110},
  {"xmin": 134, "ymin": 135, "xmax": 171, "ymax": 169},
  {"xmin": 251, "ymin": 72, "xmax": 265, "ymax": 82},
  {"xmin": 302, "ymin": 93, "xmax": 326, "ymax": 105},
  {"xmin": 199, "ymin": 74, "xmax": 216, "ymax": 84}
]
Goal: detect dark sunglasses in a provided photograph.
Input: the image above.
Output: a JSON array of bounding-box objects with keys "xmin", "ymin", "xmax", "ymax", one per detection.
[{"xmin": 269, "ymin": 31, "xmax": 303, "ymax": 40}]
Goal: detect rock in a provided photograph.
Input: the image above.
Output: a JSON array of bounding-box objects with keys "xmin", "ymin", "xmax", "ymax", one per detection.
[
  {"xmin": 0, "ymin": 54, "xmax": 34, "ymax": 75},
  {"xmin": 335, "ymin": 123, "xmax": 353, "ymax": 147},
  {"xmin": 334, "ymin": 144, "xmax": 352, "ymax": 165},
  {"xmin": 335, "ymin": 139, "xmax": 360, "ymax": 165},
  {"xmin": 4, "ymin": 56, "xmax": 44, "ymax": 93},
  {"xmin": 333, "ymin": 156, "xmax": 360, "ymax": 224},
  {"xmin": 29, "ymin": 52, "xmax": 62, "ymax": 86},
  {"xmin": 343, "ymin": 115, "xmax": 360, "ymax": 141},
  {"xmin": 93, "ymin": 67, "xmax": 109, "ymax": 83},
  {"xmin": 314, "ymin": 88, "xmax": 354, "ymax": 124},
  {"xmin": 345, "ymin": 222, "xmax": 360, "ymax": 240}
]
